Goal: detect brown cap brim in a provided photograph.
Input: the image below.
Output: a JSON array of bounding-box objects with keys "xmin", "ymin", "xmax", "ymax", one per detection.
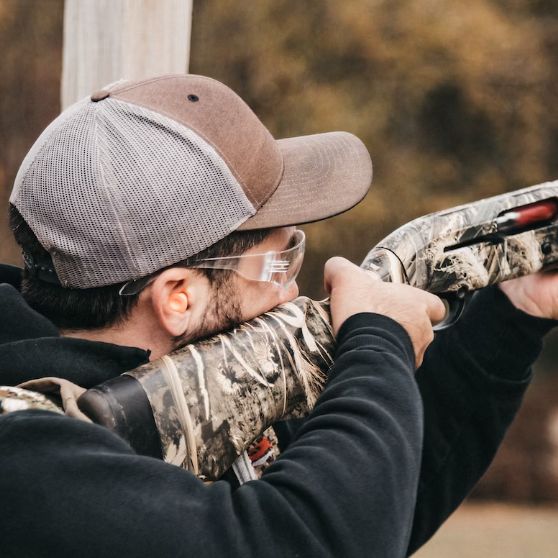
[{"xmin": 237, "ymin": 131, "xmax": 372, "ymax": 230}]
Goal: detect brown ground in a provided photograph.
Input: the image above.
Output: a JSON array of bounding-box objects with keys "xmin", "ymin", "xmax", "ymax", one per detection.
[{"xmin": 413, "ymin": 502, "xmax": 558, "ymax": 558}]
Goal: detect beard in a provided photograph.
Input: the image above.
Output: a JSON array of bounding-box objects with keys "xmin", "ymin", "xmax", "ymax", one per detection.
[{"xmin": 172, "ymin": 275, "xmax": 243, "ymax": 349}]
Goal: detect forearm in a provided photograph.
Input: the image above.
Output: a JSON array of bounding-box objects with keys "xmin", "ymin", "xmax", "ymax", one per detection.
[
  {"xmin": 1, "ymin": 313, "xmax": 422, "ymax": 558},
  {"xmin": 408, "ymin": 285, "xmax": 557, "ymax": 555},
  {"xmin": 261, "ymin": 313, "xmax": 422, "ymax": 557}
]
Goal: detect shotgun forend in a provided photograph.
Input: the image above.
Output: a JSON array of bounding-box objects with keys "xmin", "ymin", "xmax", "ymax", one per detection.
[{"xmin": 76, "ymin": 180, "xmax": 558, "ymax": 479}]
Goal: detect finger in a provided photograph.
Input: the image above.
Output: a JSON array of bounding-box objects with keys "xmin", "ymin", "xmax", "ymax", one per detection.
[
  {"xmin": 415, "ymin": 345, "xmax": 425, "ymax": 369},
  {"xmin": 426, "ymin": 294, "xmax": 447, "ymax": 325},
  {"xmin": 364, "ymin": 270, "xmax": 382, "ymax": 282},
  {"xmin": 323, "ymin": 257, "xmax": 355, "ymax": 293},
  {"xmin": 323, "ymin": 257, "xmax": 342, "ymax": 294},
  {"xmin": 415, "ymin": 326, "xmax": 434, "ymax": 368}
]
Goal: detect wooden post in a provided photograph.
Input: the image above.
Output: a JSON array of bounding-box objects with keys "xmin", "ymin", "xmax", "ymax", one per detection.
[{"xmin": 61, "ymin": 0, "xmax": 192, "ymax": 110}]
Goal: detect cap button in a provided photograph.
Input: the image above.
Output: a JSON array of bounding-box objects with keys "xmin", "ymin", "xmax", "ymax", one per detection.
[{"xmin": 91, "ymin": 90, "xmax": 110, "ymax": 102}]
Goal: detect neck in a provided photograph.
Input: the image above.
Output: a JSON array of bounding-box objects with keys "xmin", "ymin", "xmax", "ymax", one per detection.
[{"xmin": 61, "ymin": 319, "xmax": 172, "ymax": 361}]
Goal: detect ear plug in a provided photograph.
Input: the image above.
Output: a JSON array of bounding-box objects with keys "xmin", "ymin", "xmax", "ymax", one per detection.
[{"xmin": 169, "ymin": 292, "xmax": 188, "ymax": 313}]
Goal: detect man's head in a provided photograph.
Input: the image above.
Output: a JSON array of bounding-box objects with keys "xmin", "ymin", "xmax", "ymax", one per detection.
[{"xmin": 9, "ymin": 74, "xmax": 372, "ymax": 358}]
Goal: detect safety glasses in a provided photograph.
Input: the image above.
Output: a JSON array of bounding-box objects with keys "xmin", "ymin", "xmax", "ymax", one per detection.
[
  {"xmin": 188, "ymin": 229, "xmax": 305, "ymax": 288},
  {"xmin": 119, "ymin": 229, "xmax": 305, "ymax": 296}
]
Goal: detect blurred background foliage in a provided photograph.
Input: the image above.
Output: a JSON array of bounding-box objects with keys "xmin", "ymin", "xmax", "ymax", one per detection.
[
  {"xmin": 2, "ymin": 0, "xmax": 558, "ymax": 504},
  {"xmin": 191, "ymin": 0, "xmax": 558, "ymax": 296}
]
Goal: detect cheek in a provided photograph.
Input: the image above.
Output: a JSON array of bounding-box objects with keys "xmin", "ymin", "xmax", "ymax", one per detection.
[
  {"xmin": 239, "ymin": 283, "xmax": 298, "ymax": 321},
  {"xmin": 279, "ymin": 281, "xmax": 299, "ymax": 303}
]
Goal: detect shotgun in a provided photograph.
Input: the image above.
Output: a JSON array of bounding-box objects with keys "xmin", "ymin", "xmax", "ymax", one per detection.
[{"xmin": 45, "ymin": 181, "xmax": 558, "ymax": 479}]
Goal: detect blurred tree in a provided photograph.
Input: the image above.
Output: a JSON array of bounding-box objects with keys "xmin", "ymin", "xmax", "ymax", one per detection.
[
  {"xmin": 0, "ymin": 0, "xmax": 63, "ymax": 264},
  {"xmin": 190, "ymin": 0, "xmax": 558, "ymax": 297}
]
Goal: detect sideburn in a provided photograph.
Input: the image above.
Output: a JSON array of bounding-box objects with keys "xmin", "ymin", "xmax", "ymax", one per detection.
[{"xmin": 172, "ymin": 273, "xmax": 243, "ymax": 348}]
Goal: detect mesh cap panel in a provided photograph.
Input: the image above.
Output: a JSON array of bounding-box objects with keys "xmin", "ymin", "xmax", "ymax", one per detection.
[{"xmin": 11, "ymin": 98, "xmax": 256, "ymax": 288}]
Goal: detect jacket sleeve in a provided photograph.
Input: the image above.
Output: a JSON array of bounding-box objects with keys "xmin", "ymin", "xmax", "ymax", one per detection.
[
  {"xmin": 408, "ymin": 285, "xmax": 557, "ymax": 555},
  {"xmin": 1, "ymin": 313, "xmax": 422, "ymax": 558}
]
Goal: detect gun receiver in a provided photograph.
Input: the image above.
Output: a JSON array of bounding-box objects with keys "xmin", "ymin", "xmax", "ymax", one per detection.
[{"xmin": 362, "ymin": 184, "xmax": 558, "ymax": 327}]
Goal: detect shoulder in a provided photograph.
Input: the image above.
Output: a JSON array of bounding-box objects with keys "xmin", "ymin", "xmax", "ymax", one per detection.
[{"xmin": 0, "ymin": 409, "xmax": 135, "ymax": 458}]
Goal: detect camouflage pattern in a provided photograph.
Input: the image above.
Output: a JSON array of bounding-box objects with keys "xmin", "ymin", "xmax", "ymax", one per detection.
[
  {"xmin": 0, "ymin": 386, "xmax": 64, "ymax": 416},
  {"xmin": 104, "ymin": 180, "xmax": 558, "ymax": 478},
  {"xmin": 362, "ymin": 180, "xmax": 558, "ymax": 294},
  {"xmin": 127, "ymin": 298, "xmax": 334, "ymax": 480}
]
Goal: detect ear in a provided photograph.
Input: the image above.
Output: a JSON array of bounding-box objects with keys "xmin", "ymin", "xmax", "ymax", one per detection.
[{"xmin": 147, "ymin": 268, "xmax": 203, "ymax": 337}]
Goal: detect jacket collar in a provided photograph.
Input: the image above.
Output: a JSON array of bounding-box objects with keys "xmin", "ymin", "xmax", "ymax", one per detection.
[{"xmin": 0, "ymin": 265, "xmax": 150, "ymax": 389}]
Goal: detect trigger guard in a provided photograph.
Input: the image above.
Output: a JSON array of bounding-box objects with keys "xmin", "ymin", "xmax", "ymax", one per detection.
[{"xmin": 433, "ymin": 292, "xmax": 470, "ymax": 331}]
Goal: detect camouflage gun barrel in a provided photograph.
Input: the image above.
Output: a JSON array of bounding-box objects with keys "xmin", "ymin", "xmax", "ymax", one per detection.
[{"xmin": 78, "ymin": 180, "xmax": 558, "ymax": 479}]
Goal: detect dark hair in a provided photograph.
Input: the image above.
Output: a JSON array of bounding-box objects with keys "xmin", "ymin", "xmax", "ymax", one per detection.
[{"xmin": 9, "ymin": 204, "xmax": 273, "ymax": 330}]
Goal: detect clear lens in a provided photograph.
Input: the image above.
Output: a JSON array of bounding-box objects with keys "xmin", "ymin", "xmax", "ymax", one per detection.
[
  {"xmin": 192, "ymin": 229, "xmax": 305, "ymax": 287},
  {"xmin": 259, "ymin": 242, "xmax": 305, "ymax": 287},
  {"xmin": 119, "ymin": 230, "xmax": 306, "ymax": 296}
]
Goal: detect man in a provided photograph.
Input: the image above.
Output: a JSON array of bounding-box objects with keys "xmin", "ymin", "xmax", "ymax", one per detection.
[{"xmin": 0, "ymin": 74, "xmax": 556, "ymax": 557}]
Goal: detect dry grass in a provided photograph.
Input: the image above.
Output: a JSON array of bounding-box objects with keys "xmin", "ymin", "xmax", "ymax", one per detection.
[{"xmin": 413, "ymin": 502, "xmax": 558, "ymax": 558}]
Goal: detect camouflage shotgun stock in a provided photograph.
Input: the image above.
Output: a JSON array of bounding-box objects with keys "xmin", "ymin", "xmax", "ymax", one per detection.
[{"xmin": 76, "ymin": 180, "xmax": 558, "ymax": 480}]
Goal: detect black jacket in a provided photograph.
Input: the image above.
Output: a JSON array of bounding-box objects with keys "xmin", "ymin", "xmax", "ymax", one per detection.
[{"xmin": 0, "ymin": 264, "xmax": 555, "ymax": 557}]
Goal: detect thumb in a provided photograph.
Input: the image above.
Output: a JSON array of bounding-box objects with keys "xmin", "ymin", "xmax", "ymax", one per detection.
[{"xmin": 323, "ymin": 257, "xmax": 354, "ymax": 294}]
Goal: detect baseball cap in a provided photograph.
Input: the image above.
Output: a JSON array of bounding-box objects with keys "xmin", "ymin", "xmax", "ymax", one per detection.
[{"xmin": 10, "ymin": 74, "xmax": 372, "ymax": 289}]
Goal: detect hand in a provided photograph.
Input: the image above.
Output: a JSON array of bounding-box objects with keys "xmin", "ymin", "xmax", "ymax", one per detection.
[
  {"xmin": 324, "ymin": 257, "xmax": 446, "ymax": 367},
  {"xmin": 499, "ymin": 271, "xmax": 558, "ymax": 320}
]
